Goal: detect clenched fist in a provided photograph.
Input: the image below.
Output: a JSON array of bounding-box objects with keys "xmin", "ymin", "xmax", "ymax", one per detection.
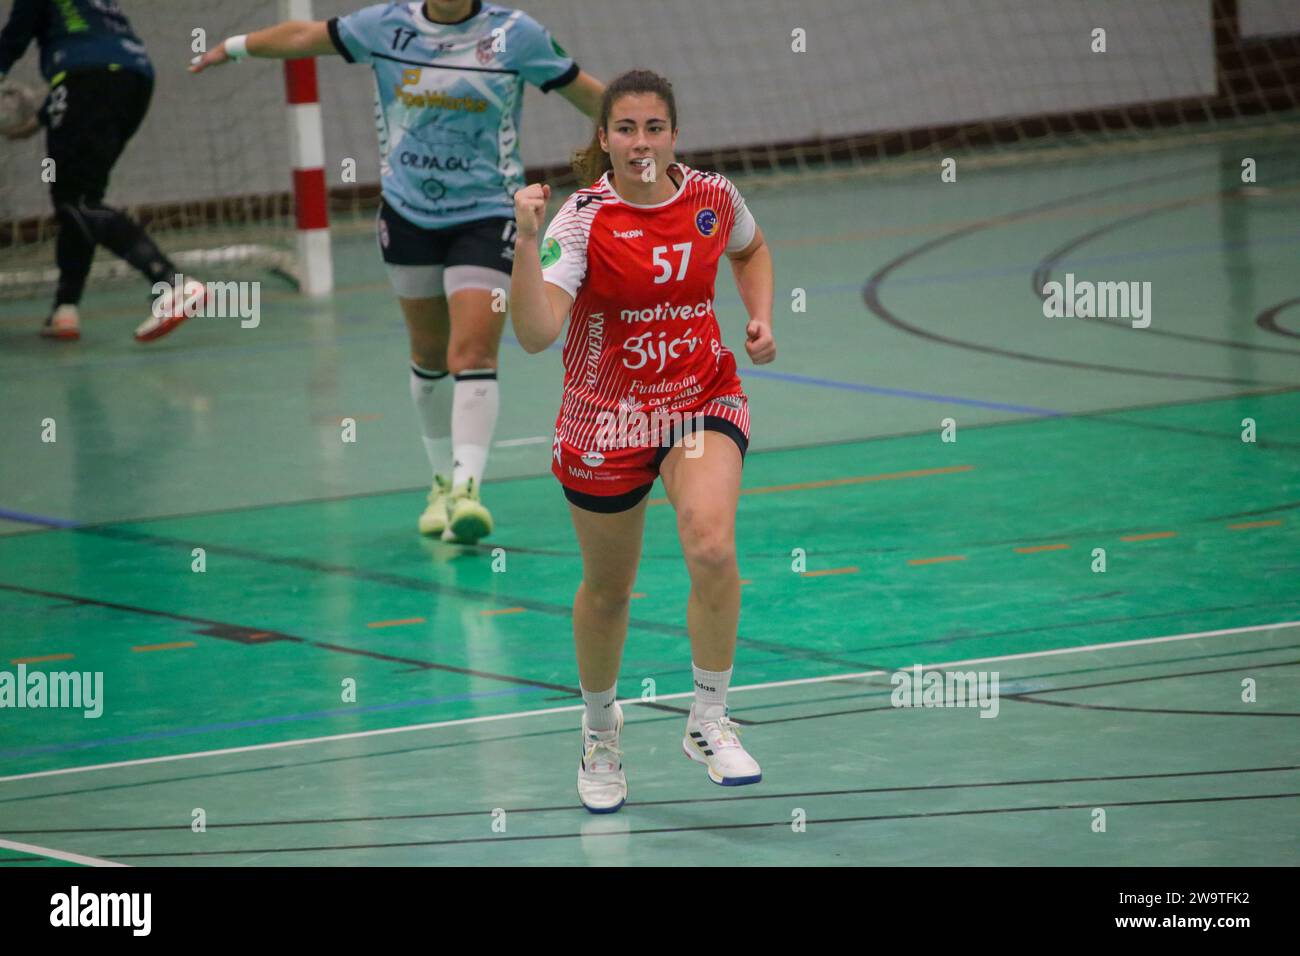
[
  {"xmin": 514, "ymin": 182, "xmax": 551, "ymax": 239},
  {"xmin": 745, "ymin": 318, "xmax": 776, "ymax": 365}
]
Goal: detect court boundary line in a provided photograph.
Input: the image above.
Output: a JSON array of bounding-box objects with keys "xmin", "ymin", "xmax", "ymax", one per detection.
[
  {"xmin": 0, "ymin": 837, "xmax": 126, "ymax": 867},
  {"xmin": 2, "ymin": 618, "xmax": 1295, "ymax": 785}
]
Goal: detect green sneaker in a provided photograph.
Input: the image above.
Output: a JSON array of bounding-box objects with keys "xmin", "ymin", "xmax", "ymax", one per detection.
[
  {"xmin": 443, "ymin": 477, "xmax": 493, "ymax": 543},
  {"xmin": 418, "ymin": 475, "xmax": 452, "ymax": 536}
]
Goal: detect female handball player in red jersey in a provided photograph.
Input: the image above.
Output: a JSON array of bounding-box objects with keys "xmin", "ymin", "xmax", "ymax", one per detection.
[{"xmin": 511, "ymin": 70, "xmax": 776, "ymax": 812}]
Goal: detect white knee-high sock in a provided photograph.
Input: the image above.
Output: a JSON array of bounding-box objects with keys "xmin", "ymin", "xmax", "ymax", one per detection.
[
  {"xmin": 410, "ymin": 364, "xmax": 452, "ymax": 479},
  {"xmin": 452, "ymin": 368, "xmax": 499, "ymax": 489}
]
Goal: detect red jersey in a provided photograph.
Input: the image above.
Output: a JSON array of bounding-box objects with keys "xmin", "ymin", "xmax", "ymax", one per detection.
[{"xmin": 540, "ymin": 163, "xmax": 757, "ymax": 455}]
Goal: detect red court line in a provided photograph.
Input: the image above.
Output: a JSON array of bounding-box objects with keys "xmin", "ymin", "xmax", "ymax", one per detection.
[
  {"xmin": 367, "ymin": 617, "xmax": 426, "ymax": 629},
  {"xmin": 9, "ymin": 653, "xmax": 74, "ymax": 665}
]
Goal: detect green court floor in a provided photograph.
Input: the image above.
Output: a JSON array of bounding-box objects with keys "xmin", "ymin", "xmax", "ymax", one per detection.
[{"xmin": 1, "ymin": 132, "xmax": 1298, "ymax": 865}]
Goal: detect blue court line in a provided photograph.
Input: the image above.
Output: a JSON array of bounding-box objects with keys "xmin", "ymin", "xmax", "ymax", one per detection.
[
  {"xmin": 734, "ymin": 367, "xmax": 1062, "ymax": 416},
  {"xmin": 500, "ymin": 334, "xmax": 1061, "ymax": 415},
  {"xmin": 0, "ymin": 685, "xmax": 551, "ymax": 760},
  {"xmin": 0, "ymin": 508, "xmax": 79, "ymax": 529}
]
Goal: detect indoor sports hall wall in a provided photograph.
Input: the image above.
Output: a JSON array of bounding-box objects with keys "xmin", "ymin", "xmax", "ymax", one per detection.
[{"xmin": 2, "ymin": 0, "xmax": 1218, "ymax": 221}]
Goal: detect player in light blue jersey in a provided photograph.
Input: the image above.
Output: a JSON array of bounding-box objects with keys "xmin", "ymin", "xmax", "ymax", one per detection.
[{"xmin": 192, "ymin": 2, "xmax": 604, "ymax": 542}]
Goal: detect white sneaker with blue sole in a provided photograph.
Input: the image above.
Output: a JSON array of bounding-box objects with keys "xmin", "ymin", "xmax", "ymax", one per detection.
[{"xmin": 683, "ymin": 704, "xmax": 762, "ymax": 786}]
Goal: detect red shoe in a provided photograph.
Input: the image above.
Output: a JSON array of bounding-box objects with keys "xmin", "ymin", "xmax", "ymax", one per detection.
[
  {"xmin": 40, "ymin": 305, "xmax": 81, "ymax": 341},
  {"xmin": 135, "ymin": 278, "xmax": 205, "ymax": 342}
]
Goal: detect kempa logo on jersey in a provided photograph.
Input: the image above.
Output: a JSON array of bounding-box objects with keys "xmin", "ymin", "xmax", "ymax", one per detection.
[
  {"xmin": 613, "ymin": 229, "xmax": 643, "ymax": 239},
  {"xmin": 619, "ymin": 299, "xmax": 714, "ymax": 323}
]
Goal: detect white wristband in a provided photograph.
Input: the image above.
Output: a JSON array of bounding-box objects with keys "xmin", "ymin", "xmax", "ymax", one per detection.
[{"xmin": 225, "ymin": 35, "xmax": 249, "ymax": 60}]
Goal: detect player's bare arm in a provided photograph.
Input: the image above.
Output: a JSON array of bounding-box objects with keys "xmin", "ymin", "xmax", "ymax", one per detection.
[
  {"xmin": 511, "ymin": 183, "xmax": 571, "ymax": 353},
  {"xmin": 189, "ymin": 21, "xmax": 337, "ymax": 73},
  {"xmin": 558, "ymin": 70, "xmax": 606, "ymax": 120},
  {"xmin": 727, "ymin": 223, "xmax": 776, "ymax": 365}
]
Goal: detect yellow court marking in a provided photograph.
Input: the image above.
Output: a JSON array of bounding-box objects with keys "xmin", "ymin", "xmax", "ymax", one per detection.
[
  {"xmin": 800, "ymin": 567, "xmax": 860, "ymax": 578},
  {"xmin": 648, "ymin": 464, "xmax": 973, "ymax": 506},
  {"xmin": 1121, "ymin": 532, "xmax": 1177, "ymax": 542},
  {"xmin": 1015, "ymin": 543, "xmax": 1070, "ymax": 554},
  {"xmin": 9, "ymin": 653, "xmax": 74, "ymax": 665},
  {"xmin": 481, "ymin": 607, "xmax": 527, "ymax": 616},
  {"xmin": 908, "ymin": 555, "xmax": 967, "ymax": 566},
  {"xmin": 1228, "ymin": 520, "xmax": 1283, "ymax": 530},
  {"xmin": 367, "ymin": 617, "xmax": 426, "ymax": 628},
  {"xmin": 132, "ymin": 641, "xmax": 196, "ymax": 653}
]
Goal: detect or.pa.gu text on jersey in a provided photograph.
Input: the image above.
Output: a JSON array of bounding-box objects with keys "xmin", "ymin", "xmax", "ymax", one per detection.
[
  {"xmin": 329, "ymin": 1, "xmax": 578, "ymax": 229},
  {"xmin": 541, "ymin": 163, "xmax": 759, "ymax": 452}
]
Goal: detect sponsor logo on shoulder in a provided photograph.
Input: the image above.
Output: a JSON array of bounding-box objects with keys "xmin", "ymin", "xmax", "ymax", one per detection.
[
  {"xmin": 696, "ymin": 208, "xmax": 718, "ymax": 237},
  {"xmin": 539, "ymin": 237, "xmax": 562, "ymax": 268}
]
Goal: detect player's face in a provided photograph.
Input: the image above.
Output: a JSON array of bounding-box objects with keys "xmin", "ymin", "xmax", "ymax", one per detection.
[
  {"xmin": 424, "ymin": 0, "xmax": 475, "ymax": 23},
  {"xmin": 601, "ymin": 94, "xmax": 677, "ymax": 182}
]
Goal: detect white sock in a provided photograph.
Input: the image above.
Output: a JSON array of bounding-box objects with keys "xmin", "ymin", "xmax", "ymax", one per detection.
[
  {"xmin": 410, "ymin": 364, "xmax": 452, "ymax": 479},
  {"xmin": 452, "ymin": 368, "xmax": 499, "ymax": 489},
  {"xmin": 581, "ymin": 682, "xmax": 619, "ymax": 733},
  {"xmin": 692, "ymin": 663, "xmax": 732, "ymax": 720}
]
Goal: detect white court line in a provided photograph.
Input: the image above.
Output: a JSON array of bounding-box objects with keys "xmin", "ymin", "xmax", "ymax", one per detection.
[
  {"xmin": 494, "ymin": 436, "xmax": 549, "ymax": 447},
  {"xmin": 1, "ymin": 618, "xmax": 1296, "ymax": 785},
  {"xmin": 0, "ymin": 837, "xmax": 127, "ymax": 867}
]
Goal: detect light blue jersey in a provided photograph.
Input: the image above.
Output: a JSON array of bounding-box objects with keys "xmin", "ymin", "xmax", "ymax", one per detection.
[{"xmin": 329, "ymin": 1, "xmax": 577, "ymax": 229}]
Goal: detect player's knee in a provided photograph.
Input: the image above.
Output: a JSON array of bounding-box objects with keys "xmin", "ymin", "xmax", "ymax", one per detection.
[
  {"xmin": 410, "ymin": 346, "xmax": 447, "ymax": 372},
  {"xmin": 581, "ymin": 578, "xmax": 634, "ymax": 614},
  {"xmin": 679, "ymin": 517, "xmax": 735, "ymax": 572},
  {"xmin": 446, "ymin": 349, "xmax": 498, "ymax": 376}
]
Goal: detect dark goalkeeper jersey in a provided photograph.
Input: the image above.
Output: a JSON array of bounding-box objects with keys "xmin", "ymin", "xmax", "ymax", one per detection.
[{"xmin": 0, "ymin": 0, "xmax": 153, "ymax": 82}]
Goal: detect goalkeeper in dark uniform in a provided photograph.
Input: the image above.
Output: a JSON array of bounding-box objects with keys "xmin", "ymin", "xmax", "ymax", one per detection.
[{"xmin": 0, "ymin": 0, "xmax": 197, "ymax": 342}]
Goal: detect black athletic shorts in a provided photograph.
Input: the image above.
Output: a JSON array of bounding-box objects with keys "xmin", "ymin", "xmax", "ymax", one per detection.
[
  {"xmin": 562, "ymin": 416, "xmax": 750, "ymax": 514},
  {"xmin": 376, "ymin": 198, "xmax": 516, "ymax": 270},
  {"xmin": 43, "ymin": 68, "xmax": 153, "ymax": 205}
]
